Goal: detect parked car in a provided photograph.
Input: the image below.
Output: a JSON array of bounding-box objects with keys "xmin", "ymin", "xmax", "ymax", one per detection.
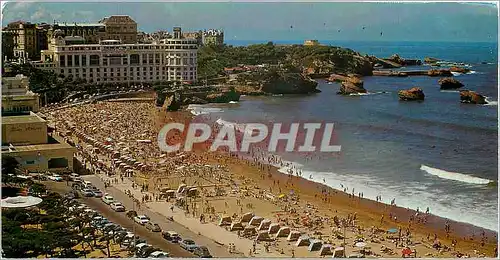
[
  {"xmin": 193, "ymin": 246, "xmax": 212, "ymax": 258},
  {"xmin": 92, "ymin": 190, "xmax": 103, "ymax": 198},
  {"xmin": 82, "ymin": 189, "xmax": 94, "ymax": 197},
  {"xmin": 145, "ymin": 222, "xmax": 161, "ymax": 232},
  {"xmin": 135, "ymin": 243, "xmax": 151, "ymax": 256},
  {"xmin": 48, "ymin": 174, "xmax": 63, "ymax": 182},
  {"xmin": 162, "ymin": 231, "xmax": 181, "ymax": 243},
  {"xmin": 148, "ymin": 251, "xmax": 170, "ymax": 258},
  {"xmin": 179, "ymin": 239, "xmax": 197, "ymax": 251},
  {"xmin": 110, "ymin": 202, "xmax": 125, "ymax": 212},
  {"xmin": 102, "ymin": 195, "xmax": 114, "ymax": 204},
  {"xmin": 134, "ymin": 215, "xmax": 150, "ymax": 225},
  {"xmin": 69, "ymin": 173, "xmax": 80, "ymax": 181}
]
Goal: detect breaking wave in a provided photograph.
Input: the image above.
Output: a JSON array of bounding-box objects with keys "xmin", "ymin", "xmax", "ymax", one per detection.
[{"xmin": 420, "ymin": 165, "xmax": 493, "ymax": 185}]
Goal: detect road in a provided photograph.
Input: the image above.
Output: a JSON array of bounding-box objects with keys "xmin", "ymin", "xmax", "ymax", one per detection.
[
  {"xmin": 83, "ymin": 175, "xmax": 239, "ymax": 257},
  {"xmin": 44, "ymin": 180, "xmax": 193, "ymax": 257}
]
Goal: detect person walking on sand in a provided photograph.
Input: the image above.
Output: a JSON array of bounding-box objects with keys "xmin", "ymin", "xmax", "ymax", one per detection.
[{"xmin": 170, "ymin": 205, "xmax": 174, "ymax": 212}]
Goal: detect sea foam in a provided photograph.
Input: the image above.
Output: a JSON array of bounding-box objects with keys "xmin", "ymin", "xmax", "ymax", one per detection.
[{"xmin": 420, "ymin": 164, "xmax": 492, "ymax": 185}]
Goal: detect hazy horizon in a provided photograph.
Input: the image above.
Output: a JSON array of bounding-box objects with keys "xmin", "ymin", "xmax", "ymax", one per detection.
[{"xmin": 2, "ymin": 1, "xmax": 498, "ymax": 43}]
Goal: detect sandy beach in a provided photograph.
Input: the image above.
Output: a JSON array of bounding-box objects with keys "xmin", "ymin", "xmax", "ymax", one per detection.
[{"xmin": 43, "ymin": 96, "xmax": 498, "ymax": 258}]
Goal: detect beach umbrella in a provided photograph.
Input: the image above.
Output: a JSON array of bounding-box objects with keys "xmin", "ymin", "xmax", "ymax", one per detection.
[
  {"xmin": 387, "ymin": 228, "xmax": 398, "ymax": 234},
  {"xmin": 355, "ymin": 242, "xmax": 367, "ymax": 248}
]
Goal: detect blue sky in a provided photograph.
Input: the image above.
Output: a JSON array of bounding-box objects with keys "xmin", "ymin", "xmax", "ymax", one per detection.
[{"xmin": 2, "ymin": 1, "xmax": 498, "ymax": 42}]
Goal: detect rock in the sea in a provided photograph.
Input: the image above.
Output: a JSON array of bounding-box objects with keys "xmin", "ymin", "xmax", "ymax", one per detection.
[
  {"xmin": 205, "ymin": 89, "xmax": 241, "ymax": 103},
  {"xmin": 449, "ymin": 66, "xmax": 470, "ymax": 74},
  {"xmin": 261, "ymin": 73, "xmax": 320, "ymax": 94},
  {"xmin": 398, "ymin": 87, "xmax": 425, "ymax": 101},
  {"xmin": 428, "ymin": 69, "xmax": 453, "ymax": 77},
  {"xmin": 424, "ymin": 57, "xmax": 440, "ymax": 64},
  {"xmin": 460, "ymin": 90, "xmax": 487, "ymax": 104},
  {"xmin": 337, "ymin": 77, "xmax": 366, "ymax": 95},
  {"xmin": 327, "ymin": 73, "xmax": 350, "ymax": 83},
  {"xmin": 438, "ymin": 77, "xmax": 464, "ymax": 89}
]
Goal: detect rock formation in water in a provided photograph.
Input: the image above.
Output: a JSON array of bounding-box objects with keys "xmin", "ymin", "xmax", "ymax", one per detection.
[
  {"xmin": 438, "ymin": 77, "xmax": 464, "ymax": 89},
  {"xmin": 398, "ymin": 87, "xmax": 425, "ymax": 101},
  {"xmin": 337, "ymin": 76, "xmax": 367, "ymax": 95},
  {"xmin": 428, "ymin": 69, "xmax": 453, "ymax": 77},
  {"xmin": 450, "ymin": 66, "xmax": 471, "ymax": 74},
  {"xmin": 460, "ymin": 90, "xmax": 487, "ymax": 104}
]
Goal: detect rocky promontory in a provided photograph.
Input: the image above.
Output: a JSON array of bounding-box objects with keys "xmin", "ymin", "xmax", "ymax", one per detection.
[
  {"xmin": 460, "ymin": 90, "xmax": 487, "ymax": 104},
  {"xmin": 438, "ymin": 77, "xmax": 464, "ymax": 89},
  {"xmin": 428, "ymin": 69, "xmax": 453, "ymax": 77},
  {"xmin": 398, "ymin": 87, "xmax": 425, "ymax": 101},
  {"xmin": 450, "ymin": 66, "xmax": 471, "ymax": 74}
]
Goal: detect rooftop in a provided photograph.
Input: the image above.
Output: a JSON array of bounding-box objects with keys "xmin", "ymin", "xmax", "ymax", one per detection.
[
  {"xmin": 55, "ymin": 23, "xmax": 105, "ymax": 27},
  {"xmin": 2, "ymin": 112, "xmax": 46, "ymax": 125},
  {"xmin": 5, "ymin": 142, "xmax": 75, "ymax": 153}
]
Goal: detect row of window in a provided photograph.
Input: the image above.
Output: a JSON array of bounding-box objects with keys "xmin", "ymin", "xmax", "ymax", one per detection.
[
  {"xmin": 61, "ymin": 44, "xmax": 197, "ymax": 51},
  {"xmin": 61, "ymin": 67, "xmax": 195, "ymax": 74},
  {"xmin": 77, "ymin": 75, "xmax": 196, "ymax": 83},
  {"xmin": 58, "ymin": 54, "xmax": 196, "ymax": 67}
]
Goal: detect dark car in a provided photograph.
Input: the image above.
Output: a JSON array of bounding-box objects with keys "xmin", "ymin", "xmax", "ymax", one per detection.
[
  {"xmin": 162, "ymin": 231, "xmax": 181, "ymax": 243},
  {"xmin": 193, "ymin": 246, "xmax": 212, "ymax": 258}
]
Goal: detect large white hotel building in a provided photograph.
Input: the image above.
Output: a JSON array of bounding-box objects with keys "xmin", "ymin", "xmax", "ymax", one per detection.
[{"xmin": 33, "ymin": 27, "xmax": 198, "ymax": 84}]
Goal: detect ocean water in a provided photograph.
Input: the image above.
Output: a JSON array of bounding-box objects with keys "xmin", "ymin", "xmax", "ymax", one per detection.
[{"xmin": 193, "ymin": 41, "xmax": 499, "ymax": 232}]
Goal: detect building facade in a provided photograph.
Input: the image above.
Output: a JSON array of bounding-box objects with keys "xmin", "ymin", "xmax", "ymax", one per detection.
[
  {"xmin": 35, "ymin": 27, "xmax": 198, "ymax": 84},
  {"xmin": 99, "ymin": 15, "xmax": 137, "ymax": 43},
  {"xmin": 2, "ymin": 30, "xmax": 15, "ymax": 61},
  {"xmin": 2, "ymin": 111, "xmax": 76, "ymax": 173},
  {"xmin": 2, "ymin": 74, "xmax": 40, "ymax": 113},
  {"xmin": 6, "ymin": 21, "xmax": 38, "ymax": 61},
  {"xmin": 48, "ymin": 22, "xmax": 106, "ymax": 44},
  {"xmin": 202, "ymin": 29, "xmax": 224, "ymax": 46}
]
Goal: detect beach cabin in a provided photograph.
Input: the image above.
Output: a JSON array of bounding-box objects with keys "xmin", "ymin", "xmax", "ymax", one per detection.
[
  {"xmin": 241, "ymin": 212, "xmax": 254, "ymax": 222},
  {"xmin": 276, "ymin": 226, "xmax": 291, "ymax": 237},
  {"xmin": 319, "ymin": 244, "xmax": 334, "ymax": 256},
  {"xmin": 242, "ymin": 226, "xmax": 257, "ymax": 236},
  {"xmin": 333, "ymin": 247, "xmax": 345, "ymax": 258},
  {"xmin": 308, "ymin": 239, "xmax": 323, "ymax": 251},
  {"xmin": 255, "ymin": 231, "xmax": 272, "ymax": 241},
  {"xmin": 258, "ymin": 219, "xmax": 272, "ymax": 230},
  {"xmin": 218, "ymin": 215, "xmax": 232, "ymax": 226},
  {"xmin": 295, "ymin": 235, "xmax": 311, "ymax": 247},
  {"xmin": 268, "ymin": 223, "xmax": 281, "ymax": 234},
  {"xmin": 287, "ymin": 230, "xmax": 301, "ymax": 241},
  {"xmin": 230, "ymin": 222, "xmax": 244, "ymax": 231},
  {"xmin": 249, "ymin": 216, "xmax": 264, "ymax": 226}
]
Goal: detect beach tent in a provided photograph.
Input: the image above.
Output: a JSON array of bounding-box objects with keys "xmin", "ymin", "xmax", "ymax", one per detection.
[
  {"xmin": 160, "ymin": 190, "xmax": 176, "ymax": 199},
  {"xmin": 255, "ymin": 231, "xmax": 272, "ymax": 241},
  {"xmin": 249, "ymin": 216, "xmax": 264, "ymax": 226},
  {"xmin": 177, "ymin": 184, "xmax": 187, "ymax": 194},
  {"xmin": 230, "ymin": 222, "xmax": 244, "ymax": 231},
  {"xmin": 333, "ymin": 247, "xmax": 345, "ymax": 258},
  {"xmin": 319, "ymin": 244, "xmax": 334, "ymax": 256},
  {"xmin": 295, "ymin": 235, "xmax": 310, "ymax": 247},
  {"xmin": 268, "ymin": 223, "xmax": 281, "ymax": 234},
  {"xmin": 218, "ymin": 215, "xmax": 232, "ymax": 226},
  {"xmin": 187, "ymin": 188, "xmax": 198, "ymax": 197},
  {"xmin": 258, "ymin": 219, "xmax": 272, "ymax": 230},
  {"xmin": 287, "ymin": 230, "xmax": 301, "ymax": 241},
  {"xmin": 308, "ymin": 239, "xmax": 323, "ymax": 251},
  {"xmin": 241, "ymin": 212, "xmax": 254, "ymax": 222},
  {"xmin": 276, "ymin": 226, "xmax": 291, "ymax": 237},
  {"xmin": 242, "ymin": 226, "xmax": 257, "ymax": 236}
]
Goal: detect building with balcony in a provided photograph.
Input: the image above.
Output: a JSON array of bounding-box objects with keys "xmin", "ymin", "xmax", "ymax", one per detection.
[
  {"xmin": 99, "ymin": 15, "xmax": 137, "ymax": 43},
  {"xmin": 34, "ymin": 27, "xmax": 198, "ymax": 84},
  {"xmin": 6, "ymin": 21, "xmax": 38, "ymax": 61}
]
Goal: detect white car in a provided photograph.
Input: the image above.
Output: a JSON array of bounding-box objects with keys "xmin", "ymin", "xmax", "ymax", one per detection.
[
  {"xmin": 102, "ymin": 195, "xmax": 114, "ymax": 205},
  {"xmin": 69, "ymin": 173, "xmax": 80, "ymax": 181},
  {"xmin": 134, "ymin": 215, "xmax": 150, "ymax": 225},
  {"xmin": 110, "ymin": 202, "xmax": 125, "ymax": 212},
  {"xmin": 48, "ymin": 174, "xmax": 63, "ymax": 182},
  {"xmin": 149, "ymin": 251, "xmax": 170, "ymax": 258}
]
